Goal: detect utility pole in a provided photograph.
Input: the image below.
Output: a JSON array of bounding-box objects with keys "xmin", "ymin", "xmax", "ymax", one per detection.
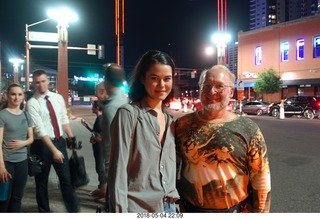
[
  {"xmin": 57, "ymin": 20, "xmax": 69, "ymax": 105},
  {"xmin": 217, "ymin": 0, "xmax": 228, "ymax": 65},
  {"xmin": 0, "ymin": 41, "xmax": 1, "ymax": 92},
  {"xmin": 115, "ymin": 0, "xmax": 125, "ymax": 66}
]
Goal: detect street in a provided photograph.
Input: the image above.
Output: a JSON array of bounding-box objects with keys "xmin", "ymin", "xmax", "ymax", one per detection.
[{"xmin": 21, "ymin": 105, "xmax": 320, "ymax": 212}]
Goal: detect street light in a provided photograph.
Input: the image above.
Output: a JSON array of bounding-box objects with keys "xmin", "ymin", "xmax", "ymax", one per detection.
[
  {"xmin": 48, "ymin": 8, "xmax": 78, "ymax": 104},
  {"xmin": 205, "ymin": 46, "xmax": 215, "ymax": 56},
  {"xmin": 9, "ymin": 58, "xmax": 24, "ymax": 84},
  {"xmin": 25, "ymin": 8, "xmax": 78, "ymax": 104},
  {"xmin": 25, "ymin": 18, "xmax": 53, "ymax": 91},
  {"xmin": 211, "ymin": 32, "xmax": 231, "ymax": 65}
]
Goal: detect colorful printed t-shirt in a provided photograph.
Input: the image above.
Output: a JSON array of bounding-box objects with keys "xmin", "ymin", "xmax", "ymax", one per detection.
[{"xmin": 175, "ymin": 112, "xmax": 271, "ymax": 212}]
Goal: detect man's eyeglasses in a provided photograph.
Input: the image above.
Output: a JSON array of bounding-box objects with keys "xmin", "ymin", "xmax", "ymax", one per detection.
[{"xmin": 202, "ymin": 83, "xmax": 233, "ymax": 93}]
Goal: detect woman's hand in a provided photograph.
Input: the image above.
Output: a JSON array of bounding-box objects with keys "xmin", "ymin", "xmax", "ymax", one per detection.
[
  {"xmin": 6, "ymin": 140, "xmax": 26, "ymax": 150},
  {"xmin": 0, "ymin": 167, "xmax": 12, "ymax": 183}
]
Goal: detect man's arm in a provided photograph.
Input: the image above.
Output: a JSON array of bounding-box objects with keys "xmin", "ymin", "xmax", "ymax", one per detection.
[
  {"xmin": 26, "ymin": 99, "xmax": 65, "ymax": 163},
  {"xmin": 81, "ymin": 119, "xmax": 93, "ymax": 133},
  {"xmin": 247, "ymin": 129, "xmax": 271, "ymax": 212}
]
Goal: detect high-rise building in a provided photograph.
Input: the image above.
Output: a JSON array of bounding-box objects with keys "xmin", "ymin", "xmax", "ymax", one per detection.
[
  {"xmin": 249, "ymin": 0, "xmax": 320, "ymax": 30},
  {"xmin": 227, "ymin": 42, "xmax": 238, "ymax": 77}
]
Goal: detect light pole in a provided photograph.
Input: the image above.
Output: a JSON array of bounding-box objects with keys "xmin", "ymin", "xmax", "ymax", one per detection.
[
  {"xmin": 211, "ymin": 33, "xmax": 231, "ymax": 65},
  {"xmin": 48, "ymin": 8, "xmax": 78, "ymax": 103},
  {"xmin": 25, "ymin": 8, "xmax": 77, "ymax": 104},
  {"xmin": 25, "ymin": 18, "xmax": 52, "ymax": 91},
  {"xmin": 9, "ymin": 58, "xmax": 24, "ymax": 84}
]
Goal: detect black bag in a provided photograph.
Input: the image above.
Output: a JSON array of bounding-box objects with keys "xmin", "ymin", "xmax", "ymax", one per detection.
[
  {"xmin": 28, "ymin": 153, "xmax": 43, "ymax": 176},
  {"xmin": 69, "ymin": 150, "xmax": 90, "ymax": 188}
]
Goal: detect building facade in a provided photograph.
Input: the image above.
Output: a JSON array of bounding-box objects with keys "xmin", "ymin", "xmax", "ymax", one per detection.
[
  {"xmin": 249, "ymin": 0, "xmax": 320, "ymax": 30},
  {"xmin": 238, "ymin": 14, "xmax": 320, "ymax": 102}
]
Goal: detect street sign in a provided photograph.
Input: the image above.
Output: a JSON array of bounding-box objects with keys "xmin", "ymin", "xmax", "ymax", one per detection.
[
  {"xmin": 28, "ymin": 31, "xmax": 58, "ymax": 43},
  {"xmin": 87, "ymin": 44, "xmax": 96, "ymax": 55},
  {"xmin": 237, "ymin": 79, "xmax": 244, "ymax": 90}
]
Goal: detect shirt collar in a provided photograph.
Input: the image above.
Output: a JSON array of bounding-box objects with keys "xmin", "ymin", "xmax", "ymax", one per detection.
[
  {"xmin": 33, "ymin": 91, "xmax": 50, "ymax": 100},
  {"xmin": 133, "ymin": 97, "xmax": 173, "ymax": 119}
]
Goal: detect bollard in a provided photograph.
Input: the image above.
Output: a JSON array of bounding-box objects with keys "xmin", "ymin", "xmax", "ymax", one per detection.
[
  {"xmin": 183, "ymin": 104, "xmax": 188, "ymax": 113},
  {"xmin": 280, "ymin": 99, "xmax": 285, "ymax": 119}
]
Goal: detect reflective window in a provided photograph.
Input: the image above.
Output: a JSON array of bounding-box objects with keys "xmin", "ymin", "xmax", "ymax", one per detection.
[
  {"xmin": 281, "ymin": 41, "xmax": 289, "ymax": 62},
  {"xmin": 296, "ymin": 38, "xmax": 304, "ymax": 60},
  {"xmin": 314, "ymin": 35, "xmax": 320, "ymax": 58},
  {"xmin": 255, "ymin": 46, "xmax": 262, "ymax": 65}
]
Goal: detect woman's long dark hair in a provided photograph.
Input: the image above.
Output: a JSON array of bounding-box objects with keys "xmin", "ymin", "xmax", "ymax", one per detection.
[{"xmin": 129, "ymin": 50, "xmax": 175, "ymax": 104}]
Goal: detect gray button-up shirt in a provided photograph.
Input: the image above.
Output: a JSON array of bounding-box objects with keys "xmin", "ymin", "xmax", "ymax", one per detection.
[{"xmin": 108, "ymin": 99, "xmax": 179, "ymax": 212}]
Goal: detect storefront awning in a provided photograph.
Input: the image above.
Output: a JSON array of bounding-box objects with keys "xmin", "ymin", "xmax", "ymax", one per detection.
[
  {"xmin": 234, "ymin": 82, "xmax": 255, "ymax": 88},
  {"xmin": 281, "ymin": 78, "xmax": 320, "ymax": 86}
]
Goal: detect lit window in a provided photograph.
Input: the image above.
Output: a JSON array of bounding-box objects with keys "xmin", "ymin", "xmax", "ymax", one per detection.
[
  {"xmin": 280, "ymin": 41, "xmax": 289, "ymax": 62},
  {"xmin": 296, "ymin": 38, "xmax": 304, "ymax": 60},
  {"xmin": 255, "ymin": 46, "xmax": 262, "ymax": 65},
  {"xmin": 314, "ymin": 35, "xmax": 320, "ymax": 58}
]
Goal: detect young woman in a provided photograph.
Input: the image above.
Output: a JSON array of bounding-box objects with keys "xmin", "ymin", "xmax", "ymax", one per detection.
[
  {"xmin": 0, "ymin": 84, "xmax": 34, "ymax": 212},
  {"xmin": 107, "ymin": 50, "xmax": 179, "ymax": 212}
]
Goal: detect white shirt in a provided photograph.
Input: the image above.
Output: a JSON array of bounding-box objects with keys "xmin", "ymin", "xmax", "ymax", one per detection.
[{"xmin": 26, "ymin": 91, "xmax": 69, "ymax": 139}]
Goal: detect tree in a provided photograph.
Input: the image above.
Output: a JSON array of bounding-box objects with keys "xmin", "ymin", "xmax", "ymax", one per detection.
[{"xmin": 253, "ymin": 68, "xmax": 282, "ymax": 101}]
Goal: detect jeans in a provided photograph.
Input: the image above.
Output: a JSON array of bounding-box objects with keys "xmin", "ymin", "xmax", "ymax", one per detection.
[
  {"xmin": 163, "ymin": 201, "xmax": 176, "ymax": 213},
  {"xmin": 0, "ymin": 159, "xmax": 28, "ymax": 212},
  {"xmin": 92, "ymin": 142, "xmax": 105, "ymax": 188},
  {"xmin": 30, "ymin": 139, "xmax": 79, "ymax": 212}
]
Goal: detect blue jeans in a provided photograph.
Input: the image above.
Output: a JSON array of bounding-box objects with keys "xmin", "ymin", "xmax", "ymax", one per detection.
[
  {"xmin": 92, "ymin": 142, "xmax": 105, "ymax": 188},
  {"xmin": 163, "ymin": 201, "xmax": 176, "ymax": 213},
  {"xmin": 30, "ymin": 139, "xmax": 79, "ymax": 212}
]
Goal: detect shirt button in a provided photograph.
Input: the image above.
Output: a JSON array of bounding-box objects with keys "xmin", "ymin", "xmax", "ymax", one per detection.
[
  {"xmin": 163, "ymin": 181, "xmax": 166, "ymax": 184},
  {"xmin": 160, "ymin": 165, "xmax": 164, "ymax": 169}
]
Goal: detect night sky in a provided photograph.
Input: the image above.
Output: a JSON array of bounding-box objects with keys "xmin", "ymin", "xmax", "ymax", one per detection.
[{"xmin": 0, "ymin": 0, "xmax": 249, "ymax": 78}]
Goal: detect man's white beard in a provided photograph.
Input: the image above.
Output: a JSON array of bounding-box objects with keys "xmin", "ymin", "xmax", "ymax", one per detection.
[{"xmin": 204, "ymin": 98, "xmax": 229, "ymax": 111}]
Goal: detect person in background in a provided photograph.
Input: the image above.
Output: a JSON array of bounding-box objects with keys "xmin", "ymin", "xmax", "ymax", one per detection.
[
  {"xmin": 107, "ymin": 50, "xmax": 179, "ymax": 212},
  {"xmin": 80, "ymin": 81, "xmax": 109, "ymax": 199},
  {"xmin": 95, "ymin": 82, "xmax": 108, "ymax": 104},
  {"xmin": 26, "ymin": 69, "xmax": 79, "ymax": 212},
  {"xmin": 81, "ymin": 100, "xmax": 104, "ymax": 198},
  {"xmin": 0, "ymin": 91, "xmax": 8, "ymax": 110},
  {"xmin": 100, "ymin": 63, "xmax": 128, "ymax": 202},
  {"xmin": 0, "ymin": 83, "xmax": 33, "ymax": 212},
  {"xmin": 175, "ymin": 65, "xmax": 271, "ymax": 213}
]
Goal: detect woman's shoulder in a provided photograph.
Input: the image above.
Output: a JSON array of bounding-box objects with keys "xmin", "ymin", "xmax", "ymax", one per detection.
[
  {"xmin": 0, "ymin": 108, "xmax": 9, "ymax": 115},
  {"xmin": 118, "ymin": 103, "xmax": 139, "ymax": 112}
]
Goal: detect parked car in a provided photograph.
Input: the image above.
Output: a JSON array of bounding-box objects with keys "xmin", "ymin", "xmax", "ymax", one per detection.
[
  {"xmin": 268, "ymin": 95, "xmax": 320, "ymax": 119},
  {"xmin": 237, "ymin": 101, "xmax": 270, "ymax": 115}
]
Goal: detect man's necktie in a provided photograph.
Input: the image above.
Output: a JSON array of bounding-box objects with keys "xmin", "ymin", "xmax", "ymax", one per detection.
[{"xmin": 45, "ymin": 95, "xmax": 61, "ymax": 139}]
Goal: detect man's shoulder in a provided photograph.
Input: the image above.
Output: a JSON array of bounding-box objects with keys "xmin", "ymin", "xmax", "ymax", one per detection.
[
  {"xmin": 176, "ymin": 112, "xmax": 197, "ymax": 123},
  {"xmin": 26, "ymin": 95, "xmax": 38, "ymax": 106},
  {"xmin": 49, "ymin": 91, "xmax": 62, "ymax": 98}
]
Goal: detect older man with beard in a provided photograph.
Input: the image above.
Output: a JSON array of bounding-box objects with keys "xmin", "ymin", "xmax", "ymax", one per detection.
[{"xmin": 175, "ymin": 65, "xmax": 271, "ymax": 213}]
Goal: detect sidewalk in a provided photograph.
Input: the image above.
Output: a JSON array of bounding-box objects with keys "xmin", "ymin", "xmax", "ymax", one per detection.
[{"xmin": 21, "ymin": 106, "xmax": 104, "ymax": 213}]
